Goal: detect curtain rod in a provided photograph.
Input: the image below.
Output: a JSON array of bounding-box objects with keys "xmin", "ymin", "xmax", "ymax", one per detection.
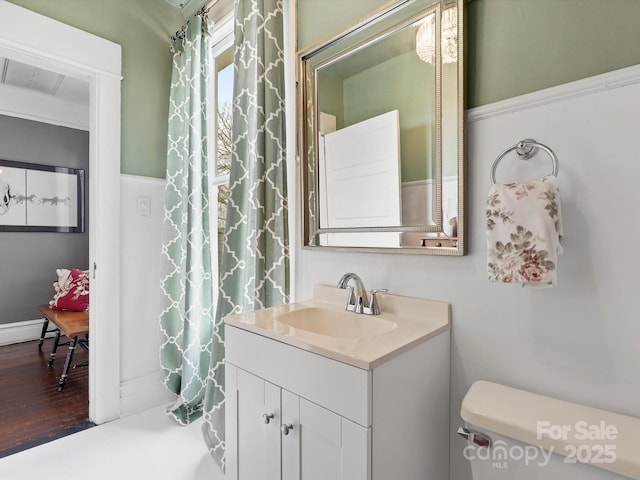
[
  {"xmin": 171, "ymin": 2, "xmax": 214, "ymax": 42},
  {"xmin": 169, "ymin": 0, "xmax": 223, "ymax": 42}
]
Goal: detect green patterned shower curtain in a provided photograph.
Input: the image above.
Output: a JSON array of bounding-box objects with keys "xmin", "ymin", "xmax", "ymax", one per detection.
[
  {"xmin": 202, "ymin": 0, "xmax": 289, "ymax": 468},
  {"xmin": 159, "ymin": 14, "xmax": 215, "ymax": 425}
]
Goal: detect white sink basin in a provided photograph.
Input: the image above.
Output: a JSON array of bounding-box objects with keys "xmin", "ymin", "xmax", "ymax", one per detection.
[
  {"xmin": 276, "ymin": 307, "xmax": 397, "ymax": 338},
  {"xmin": 224, "ymin": 285, "xmax": 451, "ymax": 369}
]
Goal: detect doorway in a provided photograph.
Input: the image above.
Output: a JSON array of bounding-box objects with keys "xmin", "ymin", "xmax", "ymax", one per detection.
[{"xmin": 0, "ymin": 2, "xmax": 122, "ymax": 425}]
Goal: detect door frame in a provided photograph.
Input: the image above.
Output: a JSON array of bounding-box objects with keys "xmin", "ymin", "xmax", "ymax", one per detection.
[{"xmin": 0, "ymin": 1, "xmax": 122, "ymax": 424}]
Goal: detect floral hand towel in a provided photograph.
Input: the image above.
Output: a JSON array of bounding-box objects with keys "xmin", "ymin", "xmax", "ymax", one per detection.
[{"xmin": 486, "ymin": 175, "xmax": 563, "ymax": 286}]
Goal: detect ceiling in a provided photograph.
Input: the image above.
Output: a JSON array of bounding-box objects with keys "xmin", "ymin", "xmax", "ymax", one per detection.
[
  {"xmin": 0, "ymin": 57, "xmax": 89, "ymax": 105},
  {"xmin": 162, "ymin": 0, "xmax": 207, "ymax": 18},
  {"xmin": 163, "ymin": 0, "xmax": 196, "ymax": 9},
  {"xmin": 162, "ymin": 0, "xmax": 232, "ymax": 22}
]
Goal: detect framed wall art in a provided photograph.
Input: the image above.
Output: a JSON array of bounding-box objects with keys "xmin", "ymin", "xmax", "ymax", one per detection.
[{"xmin": 0, "ymin": 159, "xmax": 85, "ymax": 233}]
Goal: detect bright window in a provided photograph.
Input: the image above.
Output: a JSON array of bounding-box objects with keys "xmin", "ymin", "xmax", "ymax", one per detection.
[{"xmin": 209, "ymin": 15, "xmax": 234, "ymax": 297}]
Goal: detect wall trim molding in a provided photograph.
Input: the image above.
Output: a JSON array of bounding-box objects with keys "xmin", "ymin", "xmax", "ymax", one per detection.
[
  {"xmin": 467, "ymin": 63, "xmax": 640, "ymax": 122},
  {"xmin": 120, "ymin": 372, "xmax": 175, "ymax": 417},
  {"xmin": 120, "ymin": 173, "xmax": 167, "ymax": 185},
  {"xmin": 0, "ymin": 318, "xmax": 53, "ymax": 346},
  {"xmin": 401, "ymin": 175, "xmax": 458, "ymax": 188},
  {"xmin": 0, "ymin": 85, "xmax": 89, "ymax": 131}
]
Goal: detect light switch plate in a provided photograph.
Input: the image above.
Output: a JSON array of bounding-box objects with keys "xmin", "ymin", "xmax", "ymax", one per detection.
[{"xmin": 137, "ymin": 196, "xmax": 151, "ymax": 217}]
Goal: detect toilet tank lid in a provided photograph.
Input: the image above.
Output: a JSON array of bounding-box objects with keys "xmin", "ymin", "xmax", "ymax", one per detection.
[{"xmin": 461, "ymin": 380, "xmax": 640, "ymax": 480}]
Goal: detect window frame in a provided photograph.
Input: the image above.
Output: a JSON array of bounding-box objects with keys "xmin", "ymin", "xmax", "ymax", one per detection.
[{"xmin": 208, "ymin": 13, "xmax": 234, "ymax": 305}]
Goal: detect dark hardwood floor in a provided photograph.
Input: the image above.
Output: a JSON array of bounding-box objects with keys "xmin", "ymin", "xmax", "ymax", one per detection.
[{"xmin": 0, "ymin": 337, "xmax": 91, "ymax": 457}]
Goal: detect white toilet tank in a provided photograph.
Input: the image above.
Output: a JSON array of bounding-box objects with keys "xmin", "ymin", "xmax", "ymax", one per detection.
[{"xmin": 459, "ymin": 381, "xmax": 640, "ymax": 480}]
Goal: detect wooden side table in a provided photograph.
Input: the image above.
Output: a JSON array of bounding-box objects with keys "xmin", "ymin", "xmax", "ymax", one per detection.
[{"xmin": 37, "ymin": 305, "xmax": 89, "ymax": 391}]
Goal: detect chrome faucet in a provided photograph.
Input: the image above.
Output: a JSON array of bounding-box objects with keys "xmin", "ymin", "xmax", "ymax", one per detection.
[{"xmin": 337, "ymin": 273, "xmax": 387, "ymax": 315}]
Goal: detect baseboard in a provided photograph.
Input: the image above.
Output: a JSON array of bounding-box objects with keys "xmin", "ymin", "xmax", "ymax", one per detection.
[
  {"xmin": 120, "ymin": 371, "xmax": 176, "ymax": 417},
  {"xmin": 0, "ymin": 318, "xmax": 53, "ymax": 346}
]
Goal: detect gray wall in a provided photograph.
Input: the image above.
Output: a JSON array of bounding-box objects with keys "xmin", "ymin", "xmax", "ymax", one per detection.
[{"xmin": 0, "ymin": 115, "xmax": 89, "ymax": 324}]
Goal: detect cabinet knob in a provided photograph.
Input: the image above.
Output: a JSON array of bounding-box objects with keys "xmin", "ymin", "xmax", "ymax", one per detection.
[
  {"xmin": 281, "ymin": 423, "xmax": 294, "ymax": 436},
  {"xmin": 263, "ymin": 413, "xmax": 275, "ymax": 424}
]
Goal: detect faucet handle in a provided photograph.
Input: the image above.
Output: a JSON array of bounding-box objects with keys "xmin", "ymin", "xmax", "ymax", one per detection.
[
  {"xmin": 345, "ymin": 286, "xmax": 357, "ymax": 312},
  {"xmin": 367, "ymin": 289, "xmax": 388, "ymax": 315}
]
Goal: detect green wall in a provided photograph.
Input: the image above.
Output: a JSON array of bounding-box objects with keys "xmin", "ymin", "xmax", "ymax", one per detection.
[
  {"xmin": 11, "ymin": 0, "xmax": 640, "ymax": 178},
  {"xmin": 9, "ymin": 0, "xmax": 185, "ymax": 178},
  {"xmin": 467, "ymin": 0, "xmax": 640, "ymax": 107},
  {"xmin": 298, "ymin": 0, "xmax": 390, "ymax": 51},
  {"xmin": 318, "ymin": 70, "xmax": 345, "ymax": 129},
  {"xmin": 298, "ymin": 0, "xmax": 640, "ymax": 108}
]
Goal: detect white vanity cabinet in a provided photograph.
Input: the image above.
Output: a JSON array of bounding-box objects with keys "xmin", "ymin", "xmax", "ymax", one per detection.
[
  {"xmin": 226, "ymin": 365, "xmax": 369, "ymax": 480},
  {"xmin": 225, "ymin": 318, "xmax": 450, "ymax": 480}
]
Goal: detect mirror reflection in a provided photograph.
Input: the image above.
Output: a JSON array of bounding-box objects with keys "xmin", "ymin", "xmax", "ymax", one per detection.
[{"xmin": 299, "ymin": 0, "xmax": 465, "ymax": 254}]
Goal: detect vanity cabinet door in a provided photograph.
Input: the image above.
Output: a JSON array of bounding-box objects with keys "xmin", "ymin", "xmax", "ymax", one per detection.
[
  {"xmin": 226, "ymin": 364, "xmax": 281, "ymax": 480},
  {"xmin": 281, "ymin": 390, "xmax": 370, "ymax": 480}
]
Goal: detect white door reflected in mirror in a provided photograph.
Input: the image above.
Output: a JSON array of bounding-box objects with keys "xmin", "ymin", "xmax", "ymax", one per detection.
[{"xmin": 319, "ymin": 110, "xmax": 402, "ymax": 247}]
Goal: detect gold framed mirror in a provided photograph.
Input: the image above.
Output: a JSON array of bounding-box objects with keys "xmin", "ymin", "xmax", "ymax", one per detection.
[{"xmin": 298, "ymin": 0, "xmax": 465, "ymax": 255}]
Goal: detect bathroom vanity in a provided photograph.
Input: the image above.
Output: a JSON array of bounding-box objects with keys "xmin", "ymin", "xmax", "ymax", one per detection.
[{"xmin": 225, "ymin": 285, "xmax": 451, "ymax": 480}]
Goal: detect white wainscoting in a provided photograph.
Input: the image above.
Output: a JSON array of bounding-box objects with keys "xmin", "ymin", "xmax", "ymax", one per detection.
[
  {"xmin": 401, "ymin": 176, "xmax": 458, "ymax": 247},
  {"xmin": 295, "ymin": 63, "xmax": 640, "ymax": 480},
  {"xmin": 401, "ymin": 176, "xmax": 459, "ymax": 226},
  {"xmin": 119, "ymin": 174, "xmax": 174, "ymax": 415}
]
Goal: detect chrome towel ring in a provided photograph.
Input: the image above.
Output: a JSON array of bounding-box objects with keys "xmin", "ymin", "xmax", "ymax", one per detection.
[{"xmin": 490, "ymin": 139, "xmax": 559, "ymax": 184}]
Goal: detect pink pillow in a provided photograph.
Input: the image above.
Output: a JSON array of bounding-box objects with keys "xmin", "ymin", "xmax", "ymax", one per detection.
[{"xmin": 50, "ymin": 268, "xmax": 90, "ymax": 311}]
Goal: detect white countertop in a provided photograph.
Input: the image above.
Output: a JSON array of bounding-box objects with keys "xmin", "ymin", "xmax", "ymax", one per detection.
[{"xmin": 224, "ymin": 285, "xmax": 450, "ymax": 370}]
